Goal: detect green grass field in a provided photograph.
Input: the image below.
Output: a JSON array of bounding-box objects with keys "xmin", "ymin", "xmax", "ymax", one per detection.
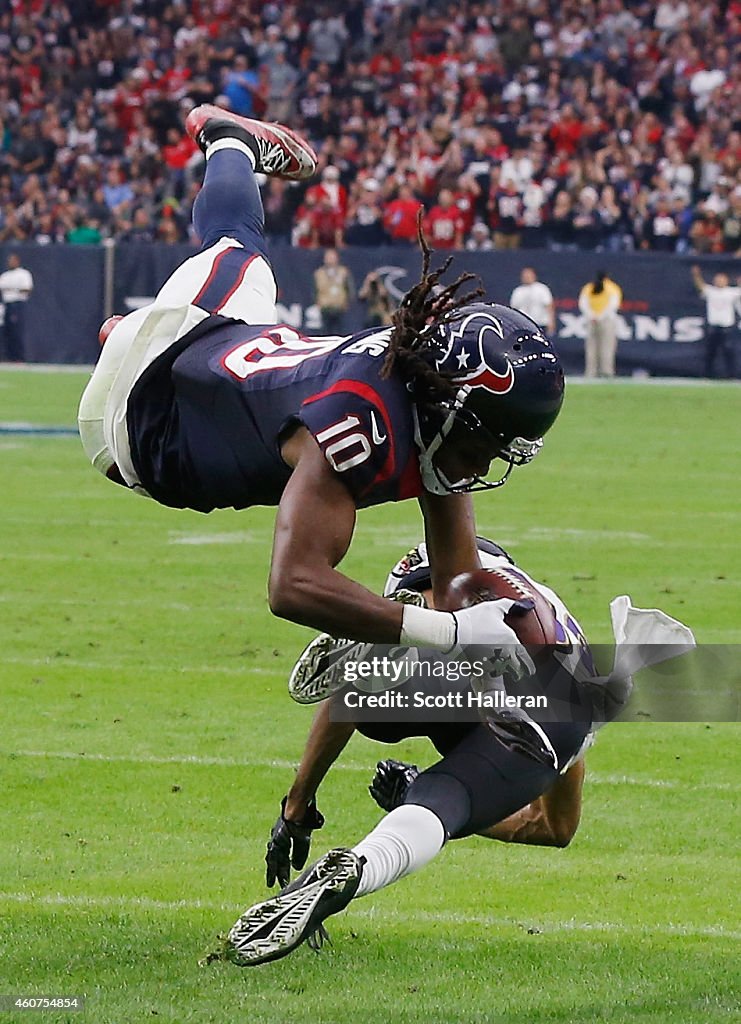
[{"xmin": 1, "ymin": 368, "xmax": 739, "ymax": 1024}]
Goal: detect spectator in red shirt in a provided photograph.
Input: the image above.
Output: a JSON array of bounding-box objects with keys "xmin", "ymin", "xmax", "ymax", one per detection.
[
  {"xmin": 368, "ymin": 49, "xmax": 402, "ymax": 82},
  {"xmin": 162, "ymin": 128, "xmax": 198, "ymax": 172},
  {"xmin": 309, "ymin": 194, "xmax": 345, "ymax": 249},
  {"xmin": 162, "ymin": 127, "xmax": 199, "ymax": 198},
  {"xmin": 424, "ymin": 188, "xmax": 464, "ymax": 249},
  {"xmin": 292, "ymin": 193, "xmax": 316, "ymax": 249},
  {"xmin": 383, "ymin": 182, "xmax": 423, "ymax": 245},
  {"xmin": 548, "ymin": 105, "xmax": 584, "ymax": 157},
  {"xmin": 305, "ymin": 164, "xmax": 348, "ymax": 217},
  {"xmin": 453, "ymin": 173, "xmax": 481, "ymax": 236}
]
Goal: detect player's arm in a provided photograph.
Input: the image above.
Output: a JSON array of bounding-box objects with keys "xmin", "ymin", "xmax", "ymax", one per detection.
[
  {"xmin": 691, "ymin": 265, "xmax": 706, "ymax": 293},
  {"xmin": 270, "ymin": 430, "xmax": 405, "ymax": 641},
  {"xmin": 478, "ymin": 758, "xmax": 585, "ymax": 847},
  {"xmin": 264, "ymin": 695, "xmax": 356, "ymax": 888},
  {"xmin": 273, "ymin": 430, "xmax": 517, "ymax": 652},
  {"xmin": 283, "ymin": 698, "xmax": 355, "ymax": 821},
  {"xmin": 418, "ymin": 490, "xmax": 480, "ymax": 610}
]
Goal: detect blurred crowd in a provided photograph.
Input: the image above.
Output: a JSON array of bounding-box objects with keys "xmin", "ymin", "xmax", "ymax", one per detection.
[{"xmin": 0, "ymin": 0, "xmax": 740, "ymax": 252}]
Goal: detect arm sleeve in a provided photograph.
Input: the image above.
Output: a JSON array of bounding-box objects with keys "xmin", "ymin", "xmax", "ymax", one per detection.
[{"xmin": 298, "ymin": 383, "xmax": 396, "ymax": 501}]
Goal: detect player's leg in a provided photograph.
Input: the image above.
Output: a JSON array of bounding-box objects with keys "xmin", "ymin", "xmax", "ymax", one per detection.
[
  {"xmin": 368, "ymin": 747, "xmax": 586, "ymax": 847},
  {"xmin": 81, "ymin": 109, "xmax": 317, "ymax": 482},
  {"xmin": 152, "ymin": 107, "xmax": 317, "ymax": 323},
  {"xmin": 478, "ymin": 756, "xmax": 585, "ymax": 846},
  {"xmin": 152, "ymin": 151, "xmax": 277, "ymax": 324},
  {"xmin": 224, "ymin": 735, "xmax": 569, "ymax": 967},
  {"xmin": 399, "ymin": 719, "xmax": 590, "ymax": 840},
  {"xmin": 224, "ymin": 721, "xmax": 589, "ymax": 966},
  {"xmin": 225, "ymin": 803, "xmax": 444, "ymax": 967}
]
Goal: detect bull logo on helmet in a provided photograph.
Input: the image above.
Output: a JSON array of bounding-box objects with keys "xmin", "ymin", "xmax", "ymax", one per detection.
[{"xmin": 435, "ymin": 311, "xmax": 515, "ymax": 395}]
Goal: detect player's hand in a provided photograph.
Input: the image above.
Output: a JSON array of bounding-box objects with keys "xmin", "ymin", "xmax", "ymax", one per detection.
[
  {"xmin": 451, "ymin": 599, "xmax": 536, "ymax": 680},
  {"xmin": 265, "ymin": 797, "xmax": 324, "ymax": 888},
  {"xmin": 369, "ymin": 759, "xmax": 420, "ymax": 811}
]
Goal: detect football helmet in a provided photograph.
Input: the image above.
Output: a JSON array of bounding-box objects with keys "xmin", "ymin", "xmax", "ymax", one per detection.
[{"xmin": 414, "ymin": 302, "xmax": 564, "ymax": 493}]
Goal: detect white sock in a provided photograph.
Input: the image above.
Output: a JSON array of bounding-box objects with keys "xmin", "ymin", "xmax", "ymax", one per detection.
[
  {"xmin": 352, "ymin": 804, "xmax": 445, "ymax": 897},
  {"xmin": 205, "ymin": 137, "xmax": 255, "ymax": 166}
]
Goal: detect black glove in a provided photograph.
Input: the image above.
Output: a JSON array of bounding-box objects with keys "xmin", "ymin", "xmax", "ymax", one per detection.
[
  {"xmin": 368, "ymin": 759, "xmax": 420, "ymax": 812},
  {"xmin": 265, "ymin": 797, "xmax": 324, "ymax": 888}
]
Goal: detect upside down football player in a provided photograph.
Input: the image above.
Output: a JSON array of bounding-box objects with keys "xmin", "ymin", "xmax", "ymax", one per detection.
[
  {"xmin": 78, "ymin": 106, "xmax": 565, "ymax": 674},
  {"xmin": 213, "ymin": 537, "xmax": 695, "ymax": 967}
]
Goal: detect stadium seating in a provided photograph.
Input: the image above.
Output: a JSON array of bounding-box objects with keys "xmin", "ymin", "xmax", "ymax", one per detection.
[{"xmin": 0, "ymin": 0, "xmax": 739, "ymax": 252}]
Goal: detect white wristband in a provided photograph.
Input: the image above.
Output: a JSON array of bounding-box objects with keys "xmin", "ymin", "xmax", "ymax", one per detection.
[{"xmin": 400, "ymin": 604, "xmax": 456, "ymax": 651}]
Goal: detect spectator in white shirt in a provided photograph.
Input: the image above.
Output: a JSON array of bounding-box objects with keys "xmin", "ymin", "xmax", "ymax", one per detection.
[
  {"xmin": 691, "ymin": 266, "xmax": 741, "ymax": 378},
  {"xmin": 654, "ymin": 1, "xmax": 689, "ymax": 34},
  {"xmin": 509, "ymin": 267, "xmax": 556, "ymax": 335},
  {"xmin": 0, "ymin": 252, "xmax": 34, "ymax": 361}
]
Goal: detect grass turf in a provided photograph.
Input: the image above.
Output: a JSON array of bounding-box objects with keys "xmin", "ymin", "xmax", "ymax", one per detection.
[{"xmin": 1, "ymin": 368, "xmax": 739, "ymax": 1023}]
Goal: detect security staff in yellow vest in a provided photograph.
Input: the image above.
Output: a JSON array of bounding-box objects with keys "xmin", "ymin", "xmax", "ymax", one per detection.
[{"xmin": 578, "ymin": 271, "xmax": 622, "ymax": 378}]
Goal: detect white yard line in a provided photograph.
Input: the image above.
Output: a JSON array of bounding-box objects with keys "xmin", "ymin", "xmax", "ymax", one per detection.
[
  {"xmin": 0, "ymin": 890, "xmax": 737, "ymax": 940},
  {"xmin": 0, "ymin": 363, "xmax": 92, "ymax": 373},
  {"xmin": 2, "ymin": 656, "xmax": 275, "ymax": 676},
  {"xmin": 0, "ymin": 422, "xmax": 78, "ymax": 435},
  {"xmin": 5, "ymin": 749, "xmax": 738, "ymax": 791}
]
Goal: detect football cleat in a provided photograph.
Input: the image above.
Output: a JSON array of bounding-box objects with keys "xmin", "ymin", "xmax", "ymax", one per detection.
[
  {"xmin": 226, "ymin": 848, "xmax": 363, "ymax": 966},
  {"xmin": 288, "ymin": 589, "xmax": 427, "ymax": 705},
  {"xmin": 288, "ymin": 634, "xmax": 369, "ymax": 705},
  {"xmin": 185, "ymin": 104, "xmax": 317, "ymax": 180}
]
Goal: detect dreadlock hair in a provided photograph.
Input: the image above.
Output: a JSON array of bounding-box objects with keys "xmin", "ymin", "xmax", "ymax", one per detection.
[{"xmin": 380, "ymin": 212, "xmax": 484, "ymax": 419}]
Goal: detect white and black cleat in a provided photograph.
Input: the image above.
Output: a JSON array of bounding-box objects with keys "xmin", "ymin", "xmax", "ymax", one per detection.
[
  {"xmin": 288, "ymin": 589, "xmax": 427, "ymax": 705},
  {"xmin": 288, "ymin": 634, "xmax": 370, "ymax": 705},
  {"xmin": 226, "ymin": 848, "xmax": 363, "ymax": 966}
]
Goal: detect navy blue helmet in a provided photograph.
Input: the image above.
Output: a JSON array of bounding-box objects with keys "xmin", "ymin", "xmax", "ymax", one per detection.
[{"xmin": 414, "ymin": 302, "xmax": 565, "ymax": 493}]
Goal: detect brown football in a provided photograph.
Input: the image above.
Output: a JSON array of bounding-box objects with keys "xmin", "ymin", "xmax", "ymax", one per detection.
[{"xmin": 445, "ymin": 566, "xmax": 558, "ymax": 661}]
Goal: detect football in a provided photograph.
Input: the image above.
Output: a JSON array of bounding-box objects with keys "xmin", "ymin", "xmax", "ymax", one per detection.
[{"xmin": 445, "ymin": 566, "xmax": 558, "ymax": 660}]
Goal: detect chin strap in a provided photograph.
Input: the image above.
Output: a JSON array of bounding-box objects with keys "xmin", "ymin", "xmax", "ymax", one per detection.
[
  {"xmin": 412, "ymin": 387, "xmax": 472, "ymax": 496},
  {"xmin": 412, "ymin": 388, "xmax": 543, "ymax": 495}
]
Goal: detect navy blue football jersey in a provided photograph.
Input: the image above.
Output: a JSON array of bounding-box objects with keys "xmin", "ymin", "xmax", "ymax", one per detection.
[{"xmin": 127, "ymin": 317, "xmax": 423, "ymax": 512}]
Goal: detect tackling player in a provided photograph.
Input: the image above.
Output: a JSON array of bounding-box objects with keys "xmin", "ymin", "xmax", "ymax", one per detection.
[
  {"xmin": 78, "ymin": 106, "xmax": 564, "ymax": 663},
  {"xmin": 218, "ymin": 538, "xmax": 694, "ymax": 966}
]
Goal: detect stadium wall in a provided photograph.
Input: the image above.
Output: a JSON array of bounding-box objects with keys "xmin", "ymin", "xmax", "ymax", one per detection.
[{"xmin": 2, "ymin": 244, "xmax": 739, "ymax": 375}]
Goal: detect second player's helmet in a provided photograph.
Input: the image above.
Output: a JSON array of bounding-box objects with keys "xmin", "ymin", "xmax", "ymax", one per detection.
[{"xmin": 414, "ymin": 302, "xmax": 565, "ymax": 493}]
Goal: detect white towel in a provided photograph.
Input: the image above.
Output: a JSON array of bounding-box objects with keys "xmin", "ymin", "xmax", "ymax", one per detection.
[{"xmin": 586, "ymin": 596, "xmax": 696, "ymax": 727}]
